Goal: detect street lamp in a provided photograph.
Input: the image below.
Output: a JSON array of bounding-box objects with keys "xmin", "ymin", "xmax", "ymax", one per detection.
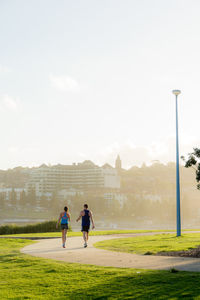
[{"xmin": 172, "ymin": 89, "xmax": 181, "ymax": 237}]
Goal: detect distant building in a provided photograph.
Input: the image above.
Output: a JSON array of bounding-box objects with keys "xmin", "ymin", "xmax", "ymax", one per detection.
[
  {"xmin": 0, "ymin": 188, "xmax": 26, "ymax": 202},
  {"xmin": 115, "ymin": 155, "xmax": 122, "ymax": 173},
  {"xmin": 57, "ymin": 188, "xmax": 84, "ymax": 202},
  {"xmin": 104, "ymin": 192, "xmax": 128, "ymax": 208},
  {"xmin": 25, "ymin": 160, "xmax": 120, "ymax": 195}
]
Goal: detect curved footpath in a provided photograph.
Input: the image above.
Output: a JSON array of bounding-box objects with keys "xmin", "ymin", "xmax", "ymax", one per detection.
[{"xmin": 21, "ymin": 232, "xmax": 200, "ymax": 272}]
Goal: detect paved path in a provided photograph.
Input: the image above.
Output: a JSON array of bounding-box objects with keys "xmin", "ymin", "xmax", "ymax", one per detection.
[{"xmin": 21, "ymin": 232, "xmax": 200, "ymax": 272}]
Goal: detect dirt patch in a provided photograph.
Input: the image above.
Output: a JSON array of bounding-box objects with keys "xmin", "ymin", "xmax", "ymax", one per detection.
[{"xmin": 157, "ymin": 246, "xmax": 200, "ymax": 258}]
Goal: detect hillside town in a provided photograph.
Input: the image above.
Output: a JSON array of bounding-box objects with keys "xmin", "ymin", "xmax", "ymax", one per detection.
[
  {"xmin": 0, "ymin": 156, "xmax": 126, "ymax": 209},
  {"xmin": 0, "ymin": 156, "xmax": 200, "ymax": 229}
]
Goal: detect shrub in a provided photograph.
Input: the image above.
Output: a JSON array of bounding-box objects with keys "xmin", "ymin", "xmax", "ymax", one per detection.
[
  {"xmin": 170, "ymin": 268, "xmax": 179, "ymax": 273},
  {"xmin": 144, "ymin": 251, "xmax": 153, "ymax": 255},
  {"xmin": 0, "ymin": 220, "xmax": 72, "ymax": 235}
]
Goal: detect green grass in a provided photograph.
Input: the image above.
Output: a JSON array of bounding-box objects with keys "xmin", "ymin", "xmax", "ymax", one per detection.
[
  {"xmin": 2, "ymin": 229, "xmax": 200, "ymax": 238},
  {"xmin": 1, "ymin": 229, "xmax": 170, "ymax": 238},
  {"xmin": 94, "ymin": 233, "xmax": 200, "ymax": 255},
  {"xmin": 2, "ymin": 239, "xmax": 200, "ymax": 299}
]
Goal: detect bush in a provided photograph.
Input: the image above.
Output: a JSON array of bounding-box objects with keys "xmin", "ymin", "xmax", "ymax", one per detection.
[
  {"xmin": 170, "ymin": 268, "xmax": 179, "ymax": 273},
  {"xmin": 0, "ymin": 220, "xmax": 72, "ymax": 235},
  {"xmin": 144, "ymin": 251, "xmax": 153, "ymax": 255}
]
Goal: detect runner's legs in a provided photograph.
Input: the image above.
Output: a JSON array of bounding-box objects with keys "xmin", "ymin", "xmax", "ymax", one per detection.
[
  {"xmin": 64, "ymin": 229, "xmax": 67, "ymax": 244},
  {"xmin": 62, "ymin": 229, "xmax": 65, "ymax": 245},
  {"xmin": 83, "ymin": 231, "xmax": 87, "ymax": 243}
]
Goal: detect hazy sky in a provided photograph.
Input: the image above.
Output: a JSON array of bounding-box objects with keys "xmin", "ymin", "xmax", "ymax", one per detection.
[{"xmin": 0, "ymin": 0, "xmax": 200, "ymax": 169}]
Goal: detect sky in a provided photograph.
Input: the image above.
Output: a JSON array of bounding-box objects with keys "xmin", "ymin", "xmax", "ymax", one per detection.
[{"xmin": 0, "ymin": 0, "xmax": 200, "ymax": 169}]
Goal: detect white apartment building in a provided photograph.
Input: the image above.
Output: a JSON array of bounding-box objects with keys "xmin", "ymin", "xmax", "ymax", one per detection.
[
  {"xmin": 104, "ymin": 192, "xmax": 128, "ymax": 208},
  {"xmin": 0, "ymin": 188, "xmax": 26, "ymax": 202},
  {"xmin": 57, "ymin": 188, "xmax": 84, "ymax": 202},
  {"xmin": 26, "ymin": 160, "xmax": 120, "ymax": 195}
]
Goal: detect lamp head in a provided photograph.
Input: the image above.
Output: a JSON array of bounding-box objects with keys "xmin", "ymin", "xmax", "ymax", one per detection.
[{"xmin": 172, "ymin": 89, "xmax": 181, "ymax": 96}]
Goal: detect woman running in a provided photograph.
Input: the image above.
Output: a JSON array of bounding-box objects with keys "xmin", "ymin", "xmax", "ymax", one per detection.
[{"xmin": 56, "ymin": 206, "xmax": 70, "ymax": 248}]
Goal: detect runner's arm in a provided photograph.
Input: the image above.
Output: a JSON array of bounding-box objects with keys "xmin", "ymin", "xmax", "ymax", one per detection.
[
  {"xmin": 67, "ymin": 213, "xmax": 71, "ymax": 222},
  {"xmin": 76, "ymin": 211, "xmax": 82, "ymax": 222},
  {"xmin": 56, "ymin": 213, "xmax": 62, "ymax": 228},
  {"xmin": 89, "ymin": 211, "xmax": 95, "ymax": 229},
  {"xmin": 76, "ymin": 211, "xmax": 83, "ymax": 222}
]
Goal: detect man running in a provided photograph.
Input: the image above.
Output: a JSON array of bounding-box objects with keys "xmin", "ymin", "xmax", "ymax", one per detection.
[
  {"xmin": 56, "ymin": 206, "xmax": 70, "ymax": 248},
  {"xmin": 76, "ymin": 204, "xmax": 95, "ymax": 248}
]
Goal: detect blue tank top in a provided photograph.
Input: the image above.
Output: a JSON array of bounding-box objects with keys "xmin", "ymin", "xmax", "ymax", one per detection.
[
  {"xmin": 82, "ymin": 209, "xmax": 90, "ymax": 226},
  {"xmin": 61, "ymin": 212, "xmax": 69, "ymax": 224}
]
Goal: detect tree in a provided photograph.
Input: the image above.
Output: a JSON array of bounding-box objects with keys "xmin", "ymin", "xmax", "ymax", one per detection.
[
  {"xmin": 10, "ymin": 188, "xmax": 17, "ymax": 207},
  {"xmin": 27, "ymin": 187, "xmax": 36, "ymax": 206},
  {"xmin": 181, "ymin": 148, "xmax": 200, "ymax": 189},
  {"xmin": 40, "ymin": 194, "xmax": 48, "ymax": 208},
  {"xmin": 50, "ymin": 190, "xmax": 60, "ymax": 215},
  {"xmin": 0, "ymin": 192, "xmax": 6, "ymax": 209},
  {"xmin": 71, "ymin": 192, "xmax": 84, "ymax": 213},
  {"xmin": 19, "ymin": 190, "xmax": 27, "ymax": 207}
]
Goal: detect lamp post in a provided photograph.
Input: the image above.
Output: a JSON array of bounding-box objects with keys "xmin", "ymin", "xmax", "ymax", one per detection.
[{"xmin": 172, "ymin": 89, "xmax": 181, "ymax": 237}]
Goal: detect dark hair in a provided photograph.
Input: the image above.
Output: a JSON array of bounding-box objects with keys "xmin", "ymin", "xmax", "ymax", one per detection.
[
  {"xmin": 84, "ymin": 204, "xmax": 88, "ymax": 209},
  {"xmin": 64, "ymin": 206, "xmax": 68, "ymax": 212}
]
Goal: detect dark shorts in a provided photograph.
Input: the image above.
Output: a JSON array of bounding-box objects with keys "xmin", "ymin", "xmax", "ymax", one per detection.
[
  {"xmin": 61, "ymin": 223, "xmax": 68, "ymax": 230},
  {"xmin": 81, "ymin": 225, "xmax": 90, "ymax": 232}
]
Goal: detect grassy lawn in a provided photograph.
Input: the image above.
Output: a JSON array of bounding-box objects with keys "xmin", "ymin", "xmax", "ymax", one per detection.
[
  {"xmin": 94, "ymin": 233, "xmax": 200, "ymax": 255},
  {"xmin": 2, "ymin": 239, "xmax": 200, "ymax": 299},
  {"xmin": 0, "ymin": 229, "xmax": 171, "ymax": 238},
  {"xmin": 1, "ymin": 229, "xmax": 200, "ymax": 239}
]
